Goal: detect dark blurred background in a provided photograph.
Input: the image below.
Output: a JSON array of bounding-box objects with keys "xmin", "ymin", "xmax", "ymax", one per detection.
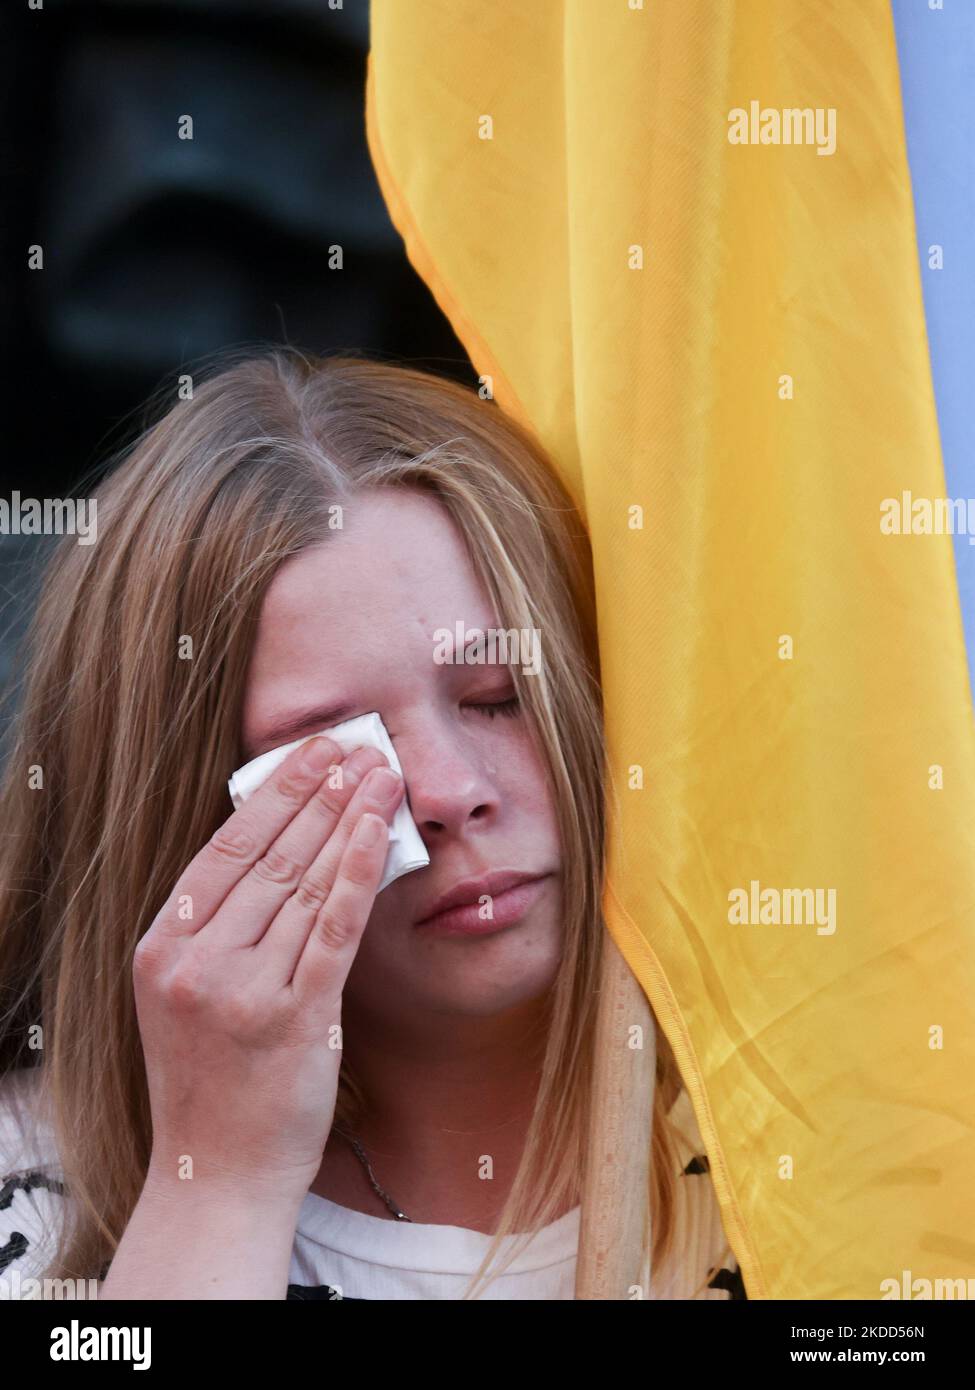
[{"xmin": 0, "ymin": 0, "xmax": 473, "ymax": 731}]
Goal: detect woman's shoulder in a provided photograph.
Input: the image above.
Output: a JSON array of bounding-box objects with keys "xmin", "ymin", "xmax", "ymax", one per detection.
[{"xmin": 0, "ymin": 1066, "xmax": 69, "ymax": 1295}]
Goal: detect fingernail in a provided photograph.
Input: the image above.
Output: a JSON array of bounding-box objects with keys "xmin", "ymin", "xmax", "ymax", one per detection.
[
  {"xmin": 367, "ymin": 767, "xmax": 402, "ymax": 801},
  {"xmin": 301, "ymin": 737, "xmax": 336, "ymax": 773},
  {"xmin": 355, "ymin": 813, "xmax": 384, "ymax": 846}
]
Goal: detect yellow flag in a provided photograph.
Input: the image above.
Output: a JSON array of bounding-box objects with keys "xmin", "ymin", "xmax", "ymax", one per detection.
[{"xmin": 367, "ymin": 0, "xmax": 975, "ymax": 1299}]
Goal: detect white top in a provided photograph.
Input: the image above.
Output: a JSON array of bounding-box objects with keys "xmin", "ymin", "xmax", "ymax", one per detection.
[
  {"xmin": 0, "ymin": 1066, "xmax": 743, "ymax": 1300},
  {"xmin": 291, "ymin": 1189, "xmax": 581, "ymax": 1300}
]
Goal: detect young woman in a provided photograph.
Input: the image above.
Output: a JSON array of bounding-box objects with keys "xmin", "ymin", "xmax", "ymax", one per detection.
[{"xmin": 0, "ymin": 348, "xmax": 744, "ymax": 1300}]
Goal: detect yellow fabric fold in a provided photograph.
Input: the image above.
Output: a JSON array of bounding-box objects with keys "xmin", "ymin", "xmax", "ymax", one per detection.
[{"xmin": 366, "ymin": 0, "xmax": 975, "ymax": 1299}]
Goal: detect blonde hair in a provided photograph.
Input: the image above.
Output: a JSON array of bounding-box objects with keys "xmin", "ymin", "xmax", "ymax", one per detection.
[{"xmin": 0, "ymin": 345, "xmax": 685, "ymax": 1297}]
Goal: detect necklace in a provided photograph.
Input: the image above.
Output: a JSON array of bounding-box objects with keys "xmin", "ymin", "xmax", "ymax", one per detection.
[{"xmin": 346, "ymin": 1134, "xmax": 413, "ymax": 1222}]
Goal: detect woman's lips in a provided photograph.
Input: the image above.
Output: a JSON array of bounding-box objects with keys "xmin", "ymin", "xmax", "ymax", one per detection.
[{"xmin": 413, "ymin": 874, "xmax": 552, "ymax": 937}]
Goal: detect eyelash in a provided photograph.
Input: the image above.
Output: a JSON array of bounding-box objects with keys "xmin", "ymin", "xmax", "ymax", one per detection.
[{"xmin": 468, "ymin": 696, "xmax": 521, "ymax": 720}]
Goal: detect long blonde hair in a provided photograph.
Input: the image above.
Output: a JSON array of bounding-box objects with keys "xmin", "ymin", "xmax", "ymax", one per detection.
[{"xmin": 0, "ymin": 345, "xmax": 684, "ymax": 1297}]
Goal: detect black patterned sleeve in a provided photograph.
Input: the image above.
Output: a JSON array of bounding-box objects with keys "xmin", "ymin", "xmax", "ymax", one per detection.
[{"xmin": 0, "ymin": 1169, "xmax": 68, "ymax": 1293}]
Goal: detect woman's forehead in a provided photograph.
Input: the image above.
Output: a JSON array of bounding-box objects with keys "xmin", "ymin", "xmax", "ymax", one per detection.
[
  {"xmin": 242, "ymin": 494, "xmax": 505, "ymax": 745},
  {"xmin": 268, "ymin": 491, "xmax": 484, "ymax": 609}
]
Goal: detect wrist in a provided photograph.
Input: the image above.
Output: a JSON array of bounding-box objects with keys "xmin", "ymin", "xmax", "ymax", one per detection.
[
  {"xmin": 100, "ymin": 1163, "xmax": 306, "ymax": 1300},
  {"xmin": 143, "ymin": 1158, "xmax": 310, "ymax": 1217}
]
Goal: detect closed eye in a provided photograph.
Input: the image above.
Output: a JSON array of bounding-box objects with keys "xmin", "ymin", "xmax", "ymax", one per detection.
[{"xmin": 467, "ymin": 695, "xmax": 521, "ymax": 719}]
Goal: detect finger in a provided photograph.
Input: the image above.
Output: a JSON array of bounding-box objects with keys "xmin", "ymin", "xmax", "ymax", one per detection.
[
  {"xmin": 260, "ymin": 765, "xmax": 404, "ymax": 983},
  {"xmin": 290, "ymin": 809, "xmax": 391, "ymax": 1004},
  {"xmin": 157, "ymin": 735, "xmax": 348, "ymax": 937},
  {"xmin": 202, "ymin": 745, "xmax": 390, "ymax": 951}
]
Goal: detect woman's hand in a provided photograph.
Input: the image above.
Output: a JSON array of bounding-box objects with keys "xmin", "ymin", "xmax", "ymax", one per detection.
[{"xmin": 131, "ymin": 734, "xmax": 404, "ymax": 1207}]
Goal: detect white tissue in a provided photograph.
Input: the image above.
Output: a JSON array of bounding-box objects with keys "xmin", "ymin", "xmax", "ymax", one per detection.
[{"xmin": 227, "ymin": 711, "xmax": 429, "ymax": 892}]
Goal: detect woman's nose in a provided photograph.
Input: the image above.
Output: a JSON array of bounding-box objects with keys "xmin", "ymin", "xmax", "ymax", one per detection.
[{"xmin": 396, "ymin": 736, "xmax": 500, "ymax": 840}]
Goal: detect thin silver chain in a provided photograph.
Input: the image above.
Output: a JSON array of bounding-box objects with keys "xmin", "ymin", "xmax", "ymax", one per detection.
[{"xmin": 346, "ymin": 1134, "xmax": 412, "ymax": 1222}]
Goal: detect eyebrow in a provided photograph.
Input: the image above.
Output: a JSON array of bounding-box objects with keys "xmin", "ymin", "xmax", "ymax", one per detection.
[{"xmin": 248, "ymin": 702, "xmax": 359, "ymax": 759}]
